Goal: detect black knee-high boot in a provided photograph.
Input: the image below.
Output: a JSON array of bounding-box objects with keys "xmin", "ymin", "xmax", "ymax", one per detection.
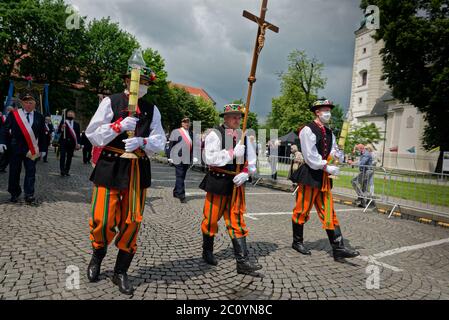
[
  {"xmin": 202, "ymin": 234, "xmax": 217, "ymax": 266},
  {"xmin": 112, "ymin": 250, "xmax": 135, "ymax": 295},
  {"xmin": 231, "ymin": 237, "xmax": 262, "ymax": 276},
  {"xmin": 292, "ymin": 222, "xmax": 311, "ymax": 255},
  {"xmin": 326, "ymin": 226, "xmax": 360, "ymax": 261},
  {"xmin": 87, "ymin": 247, "xmax": 107, "ymax": 282}
]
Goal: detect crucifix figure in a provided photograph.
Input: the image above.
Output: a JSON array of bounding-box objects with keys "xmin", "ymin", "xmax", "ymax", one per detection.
[{"xmin": 234, "ymin": 0, "xmax": 279, "ymax": 177}]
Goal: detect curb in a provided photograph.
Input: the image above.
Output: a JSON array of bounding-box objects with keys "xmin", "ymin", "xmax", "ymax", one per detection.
[
  {"xmin": 149, "ymin": 158, "xmax": 449, "ymax": 229},
  {"xmin": 254, "ymin": 178, "xmax": 449, "ymax": 229}
]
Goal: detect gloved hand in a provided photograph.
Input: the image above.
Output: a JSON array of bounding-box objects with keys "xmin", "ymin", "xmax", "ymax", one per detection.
[
  {"xmin": 0, "ymin": 144, "xmax": 6, "ymax": 153},
  {"xmin": 233, "ymin": 172, "xmax": 249, "ymax": 187},
  {"xmin": 234, "ymin": 143, "xmax": 246, "ymax": 158},
  {"xmin": 120, "ymin": 117, "xmax": 139, "ymax": 133},
  {"xmin": 123, "ymin": 137, "xmax": 144, "ymax": 152},
  {"xmin": 325, "ymin": 165, "xmax": 340, "ymax": 176}
]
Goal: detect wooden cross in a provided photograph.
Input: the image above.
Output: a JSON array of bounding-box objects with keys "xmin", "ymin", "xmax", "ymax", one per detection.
[
  {"xmin": 231, "ymin": 0, "xmax": 279, "ymax": 204},
  {"xmin": 240, "ymin": 0, "xmax": 279, "ymax": 135}
]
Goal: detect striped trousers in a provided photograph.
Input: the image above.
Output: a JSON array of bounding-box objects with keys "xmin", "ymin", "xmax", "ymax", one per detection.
[
  {"xmin": 201, "ymin": 192, "xmax": 248, "ymax": 239},
  {"xmin": 89, "ymin": 185, "xmax": 146, "ymax": 254},
  {"xmin": 292, "ymin": 184, "xmax": 339, "ymax": 230}
]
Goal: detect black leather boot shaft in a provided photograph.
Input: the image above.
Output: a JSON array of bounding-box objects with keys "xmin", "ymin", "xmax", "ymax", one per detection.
[
  {"xmin": 112, "ymin": 250, "xmax": 135, "ymax": 295},
  {"xmin": 231, "ymin": 237, "xmax": 262, "ymax": 275},
  {"xmin": 326, "ymin": 227, "xmax": 360, "ymax": 261},
  {"xmin": 292, "ymin": 222, "xmax": 311, "ymax": 255},
  {"xmin": 87, "ymin": 247, "xmax": 107, "ymax": 282},
  {"xmin": 202, "ymin": 234, "xmax": 217, "ymax": 266}
]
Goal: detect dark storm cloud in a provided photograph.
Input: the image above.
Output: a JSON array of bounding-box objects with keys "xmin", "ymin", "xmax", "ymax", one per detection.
[{"xmin": 68, "ymin": 0, "xmax": 363, "ymax": 120}]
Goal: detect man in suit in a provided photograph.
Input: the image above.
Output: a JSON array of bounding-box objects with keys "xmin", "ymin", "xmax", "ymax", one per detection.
[
  {"xmin": 169, "ymin": 117, "xmax": 195, "ymax": 203},
  {"xmin": 0, "ymin": 106, "xmax": 15, "ymax": 173},
  {"xmin": 57, "ymin": 110, "xmax": 80, "ymax": 176},
  {"xmin": 42, "ymin": 116, "xmax": 54, "ymax": 163},
  {"xmin": 80, "ymin": 130, "xmax": 92, "ymax": 164},
  {"xmin": 0, "ymin": 91, "xmax": 46, "ymax": 204}
]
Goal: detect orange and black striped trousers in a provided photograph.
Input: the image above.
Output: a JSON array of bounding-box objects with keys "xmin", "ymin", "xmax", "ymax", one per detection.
[
  {"xmin": 292, "ymin": 184, "xmax": 339, "ymax": 230},
  {"xmin": 201, "ymin": 192, "xmax": 248, "ymax": 239},
  {"xmin": 89, "ymin": 185, "xmax": 146, "ymax": 254}
]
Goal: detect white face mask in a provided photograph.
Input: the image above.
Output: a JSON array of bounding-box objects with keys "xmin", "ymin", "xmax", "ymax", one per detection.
[
  {"xmin": 138, "ymin": 84, "xmax": 149, "ymax": 98},
  {"xmin": 319, "ymin": 111, "xmax": 332, "ymax": 124}
]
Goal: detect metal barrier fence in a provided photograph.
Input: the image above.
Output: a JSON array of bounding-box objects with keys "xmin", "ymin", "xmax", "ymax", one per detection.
[{"xmin": 255, "ymin": 155, "xmax": 449, "ymax": 216}]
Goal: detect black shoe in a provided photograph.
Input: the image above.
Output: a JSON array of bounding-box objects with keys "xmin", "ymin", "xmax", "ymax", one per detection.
[
  {"xmin": 87, "ymin": 247, "xmax": 107, "ymax": 282},
  {"xmin": 112, "ymin": 250, "xmax": 135, "ymax": 295},
  {"xmin": 25, "ymin": 196, "xmax": 36, "ymax": 205},
  {"xmin": 10, "ymin": 195, "xmax": 19, "ymax": 203},
  {"xmin": 65, "ymin": 172, "xmax": 71, "ymax": 177},
  {"xmin": 61, "ymin": 171, "xmax": 66, "ymax": 177},
  {"xmin": 180, "ymin": 198, "xmax": 187, "ymax": 204},
  {"xmin": 326, "ymin": 227, "xmax": 360, "ymax": 262},
  {"xmin": 292, "ymin": 222, "xmax": 311, "ymax": 255},
  {"xmin": 232, "ymin": 237, "xmax": 262, "ymax": 276},
  {"xmin": 202, "ymin": 234, "xmax": 217, "ymax": 266}
]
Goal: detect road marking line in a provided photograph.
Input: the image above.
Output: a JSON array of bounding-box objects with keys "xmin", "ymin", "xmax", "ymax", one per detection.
[
  {"xmin": 372, "ymin": 237, "xmax": 449, "ymax": 259},
  {"xmin": 247, "ymin": 209, "xmax": 364, "ymax": 216},
  {"xmin": 356, "ymin": 256, "xmax": 403, "ymax": 272},
  {"xmin": 185, "ymin": 192, "xmax": 294, "ymax": 197}
]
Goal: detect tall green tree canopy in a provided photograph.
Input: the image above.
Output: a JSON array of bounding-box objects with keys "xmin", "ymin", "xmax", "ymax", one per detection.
[
  {"xmin": 267, "ymin": 50, "xmax": 327, "ymax": 136},
  {"xmin": 360, "ymin": 0, "xmax": 449, "ymax": 153},
  {"xmin": 84, "ymin": 17, "xmax": 139, "ymax": 94},
  {"xmin": 345, "ymin": 121, "xmax": 382, "ymax": 154},
  {"xmin": 0, "ymin": 0, "xmax": 86, "ymax": 85}
]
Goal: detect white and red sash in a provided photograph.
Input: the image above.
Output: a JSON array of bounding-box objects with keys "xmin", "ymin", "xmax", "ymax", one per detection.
[
  {"xmin": 13, "ymin": 109, "xmax": 39, "ymax": 159},
  {"xmin": 65, "ymin": 120, "xmax": 78, "ymax": 144},
  {"xmin": 178, "ymin": 128, "xmax": 192, "ymax": 150}
]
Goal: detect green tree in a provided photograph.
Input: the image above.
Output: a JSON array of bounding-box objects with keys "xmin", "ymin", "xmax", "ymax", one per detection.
[
  {"xmin": 360, "ymin": 0, "xmax": 449, "ymax": 170},
  {"xmin": 331, "ymin": 104, "xmax": 345, "ymax": 138},
  {"xmin": 84, "ymin": 17, "xmax": 139, "ymax": 94},
  {"xmin": 344, "ymin": 122, "xmax": 382, "ymax": 154},
  {"xmin": 0, "ymin": 0, "xmax": 86, "ymax": 84},
  {"xmin": 267, "ymin": 50, "xmax": 327, "ymax": 135}
]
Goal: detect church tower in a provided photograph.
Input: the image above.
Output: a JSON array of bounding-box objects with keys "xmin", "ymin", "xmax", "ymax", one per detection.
[{"xmin": 348, "ymin": 18, "xmax": 389, "ymax": 125}]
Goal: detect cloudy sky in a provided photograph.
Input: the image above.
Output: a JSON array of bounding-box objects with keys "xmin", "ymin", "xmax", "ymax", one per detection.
[{"xmin": 67, "ymin": 0, "xmax": 363, "ymax": 121}]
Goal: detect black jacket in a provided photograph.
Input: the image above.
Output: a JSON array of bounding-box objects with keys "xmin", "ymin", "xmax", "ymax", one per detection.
[
  {"xmin": 57, "ymin": 120, "xmax": 81, "ymax": 148},
  {"xmin": 0, "ymin": 110, "xmax": 46, "ymax": 155},
  {"xmin": 80, "ymin": 132, "xmax": 92, "ymax": 151}
]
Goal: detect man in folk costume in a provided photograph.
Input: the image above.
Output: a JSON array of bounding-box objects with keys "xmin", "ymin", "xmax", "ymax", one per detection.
[
  {"xmin": 57, "ymin": 110, "xmax": 81, "ymax": 176},
  {"xmin": 290, "ymin": 99, "xmax": 360, "ymax": 261},
  {"xmin": 199, "ymin": 104, "xmax": 262, "ymax": 276},
  {"xmin": 169, "ymin": 117, "xmax": 196, "ymax": 203},
  {"xmin": 85, "ymin": 65, "xmax": 166, "ymax": 295},
  {"xmin": 0, "ymin": 91, "xmax": 46, "ymax": 204}
]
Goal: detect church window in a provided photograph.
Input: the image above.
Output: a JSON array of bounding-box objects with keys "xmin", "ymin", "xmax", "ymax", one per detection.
[
  {"xmin": 406, "ymin": 116, "xmax": 414, "ymax": 128},
  {"xmin": 360, "ymin": 70, "xmax": 368, "ymax": 86}
]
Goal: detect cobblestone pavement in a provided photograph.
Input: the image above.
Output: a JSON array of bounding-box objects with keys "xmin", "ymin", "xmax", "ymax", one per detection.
[{"xmin": 1, "ymin": 151, "xmax": 449, "ymax": 300}]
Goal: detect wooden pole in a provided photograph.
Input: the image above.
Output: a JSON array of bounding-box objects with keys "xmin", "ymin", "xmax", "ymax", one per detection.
[{"xmin": 231, "ymin": 0, "xmax": 278, "ymax": 203}]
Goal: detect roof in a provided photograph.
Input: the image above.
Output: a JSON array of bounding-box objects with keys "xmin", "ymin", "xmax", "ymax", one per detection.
[
  {"xmin": 279, "ymin": 131, "xmax": 300, "ymax": 145},
  {"xmin": 369, "ymin": 90, "xmax": 394, "ymax": 117},
  {"xmin": 170, "ymin": 82, "xmax": 216, "ymax": 105}
]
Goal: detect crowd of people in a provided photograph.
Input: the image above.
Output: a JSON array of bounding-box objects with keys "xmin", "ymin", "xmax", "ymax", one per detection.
[{"xmin": 0, "ymin": 62, "xmax": 364, "ymax": 295}]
